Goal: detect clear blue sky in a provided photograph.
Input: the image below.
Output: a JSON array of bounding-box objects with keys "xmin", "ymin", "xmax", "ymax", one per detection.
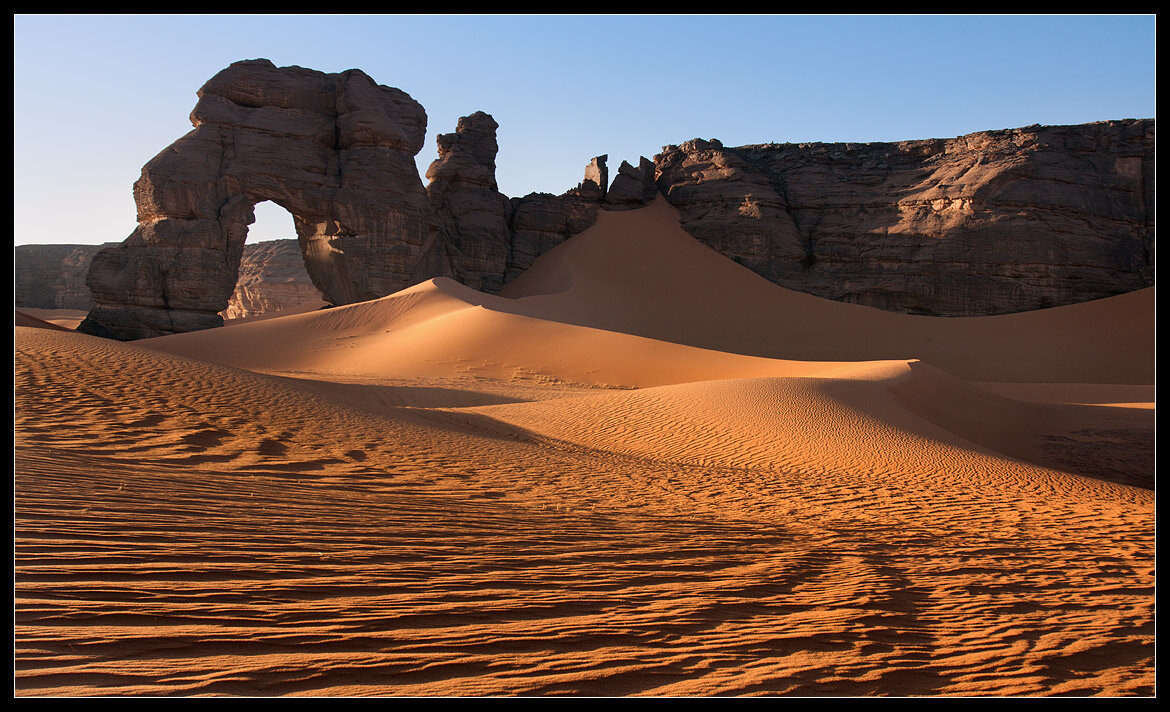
[{"xmin": 13, "ymin": 14, "xmax": 1156, "ymax": 246}]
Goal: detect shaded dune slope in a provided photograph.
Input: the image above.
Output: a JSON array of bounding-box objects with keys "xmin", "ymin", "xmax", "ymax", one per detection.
[
  {"xmin": 500, "ymin": 198, "xmax": 1153, "ymax": 385},
  {"xmin": 15, "ymin": 309, "xmax": 73, "ymax": 332},
  {"xmin": 15, "ymin": 197, "xmax": 1155, "ymax": 696},
  {"xmin": 147, "ymin": 198, "xmax": 1153, "ymax": 387}
]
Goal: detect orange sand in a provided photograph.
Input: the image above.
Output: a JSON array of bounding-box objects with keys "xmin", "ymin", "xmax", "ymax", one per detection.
[
  {"xmin": 15, "ymin": 308, "xmax": 84, "ymax": 331},
  {"xmin": 14, "ymin": 199, "xmax": 1154, "ymax": 696}
]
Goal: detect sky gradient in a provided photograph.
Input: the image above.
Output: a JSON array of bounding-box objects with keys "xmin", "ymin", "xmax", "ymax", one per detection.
[{"xmin": 13, "ymin": 14, "xmax": 1156, "ymax": 246}]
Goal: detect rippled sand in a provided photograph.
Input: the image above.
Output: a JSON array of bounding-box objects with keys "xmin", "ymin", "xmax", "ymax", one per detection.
[{"xmin": 14, "ymin": 201, "xmax": 1154, "ymax": 696}]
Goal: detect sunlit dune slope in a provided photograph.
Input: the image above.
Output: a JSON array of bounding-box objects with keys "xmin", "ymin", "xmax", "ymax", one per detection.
[
  {"xmin": 14, "ymin": 322, "xmax": 1156, "ymax": 696},
  {"xmin": 139, "ymin": 276, "xmax": 1153, "ymax": 486},
  {"xmin": 147, "ymin": 197, "xmax": 1151, "ymax": 389},
  {"xmin": 144, "ymin": 277, "xmax": 863, "ymax": 388},
  {"xmin": 466, "ymin": 359, "xmax": 1152, "ymax": 490}
]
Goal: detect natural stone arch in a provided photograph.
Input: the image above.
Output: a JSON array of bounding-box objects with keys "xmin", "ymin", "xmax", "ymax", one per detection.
[
  {"xmin": 218, "ymin": 201, "xmax": 327, "ymax": 321},
  {"xmin": 80, "ymin": 59, "xmax": 441, "ymax": 340}
]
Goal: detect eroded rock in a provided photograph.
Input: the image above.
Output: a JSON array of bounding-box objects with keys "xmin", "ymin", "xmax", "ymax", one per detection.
[
  {"xmin": 424, "ymin": 111, "xmax": 513, "ymax": 293},
  {"xmin": 605, "ymin": 157, "xmax": 658, "ymax": 210},
  {"xmin": 80, "ymin": 59, "xmax": 439, "ymax": 339},
  {"xmin": 221, "ymin": 240, "xmax": 324, "ymax": 321},
  {"xmin": 655, "ymin": 121, "xmax": 1155, "ymax": 315},
  {"xmin": 15, "ymin": 244, "xmax": 109, "ymax": 310}
]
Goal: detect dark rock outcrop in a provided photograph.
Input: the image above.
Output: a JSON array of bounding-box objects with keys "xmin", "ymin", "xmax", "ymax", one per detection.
[
  {"xmin": 75, "ymin": 59, "xmax": 1154, "ymax": 339},
  {"xmin": 504, "ymin": 156, "xmax": 613, "ymax": 284},
  {"xmin": 15, "ymin": 244, "xmax": 107, "ymax": 310},
  {"xmin": 80, "ymin": 59, "xmax": 439, "ymax": 340},
  {"xmin": 655, "ymin": 121, "xmax": 1155, "ymax": 315},
  {"xmin": 605, "ymin": 157, "xmax": 658, "ymax": 210},
  {"xmin": 424, "ymin": 111, "xmax": 513, "ymax": 293}
]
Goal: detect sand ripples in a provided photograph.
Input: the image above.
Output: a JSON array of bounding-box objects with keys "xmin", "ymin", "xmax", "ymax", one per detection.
[{"xmin": 15, "ymin": 327, "xmax": 1154, "ymax": 696}]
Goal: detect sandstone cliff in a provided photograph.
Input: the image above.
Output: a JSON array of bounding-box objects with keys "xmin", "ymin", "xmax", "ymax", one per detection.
[
  {"xmin": 220, "ymin": 240, "xmax": 323, "ymax": 321},
  {"xmin": 15, "ymin": 244, "xmax": 108, "ymax": 310},
  {"xmin": 73, "ymin": 59, "xmax": 1154, "ymax": 339},
  {"xmin": 655, "ymin": 120, "xmax": 1154, "ymax": 315}
]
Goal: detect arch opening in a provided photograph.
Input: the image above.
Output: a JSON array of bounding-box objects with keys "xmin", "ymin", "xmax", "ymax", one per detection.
[{"xmin": 218, "ymin": 200, "xmax": 327, "ymax": 322}]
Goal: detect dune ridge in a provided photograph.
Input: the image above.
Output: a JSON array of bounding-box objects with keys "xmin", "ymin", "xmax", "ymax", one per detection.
[
  {"xmin": 146, "ymin": 198, "xmax": 1152, "ymax": 387},
  {"xmin": 15, "ymin": 197, "xmax": 1154, "ymax": 696}
]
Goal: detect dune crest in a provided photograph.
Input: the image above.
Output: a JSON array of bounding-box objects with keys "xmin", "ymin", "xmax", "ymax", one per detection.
[
  {"xmin": 15, "ymin": 192, "xmax": 1154, "ymax": 696},
  {"xmin": 503, "ymin": 198, "xmax": 1153, "ymax": 384}
]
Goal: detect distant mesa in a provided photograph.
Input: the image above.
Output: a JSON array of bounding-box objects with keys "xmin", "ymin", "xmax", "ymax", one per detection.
[{"xmin": 44, "ymin": 58, "xmax": 1151, "ymax": 340}]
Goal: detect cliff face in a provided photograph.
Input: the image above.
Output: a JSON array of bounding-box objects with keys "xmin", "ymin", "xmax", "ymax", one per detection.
[
  {"xmin": 15, "ymin": 240, "xmax": 323, "ymax": 321},
  {"xmin": 15, "ymin": 244, "xmax": 107, "ymax": 310},
  {"xmin": 69, "ymin": 59, "xmax": 1155, "ymax": 338},
  {"xmin": 220, "ymin": 240, "xmax": 323, "ymax": 321},
  {"xmin": 655, "ymin": 120, "xmax": 1154, "ymax": 315}
]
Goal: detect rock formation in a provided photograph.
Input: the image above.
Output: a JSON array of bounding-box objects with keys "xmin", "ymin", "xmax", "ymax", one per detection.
[
  {"xmin": 75, "ymin": 58, "xmax": 1154, "ymax": 338},
  {"xmin": 605, "ymin": 157, "xmax": 658, "ymax": 210},
  {"xmin": 15, "ymin": 240, "xmax": 323, "ymax": 321},
  {"xmin": 580, "ymin": 155, "xmax": 608, "ymax": 201},
  {"xmin": 221, "ymin": 240, "xmax": 324, "ymax": 320},
  {"xmin": 654, "ymin": 120, "xmax": 1155, "ymax": 315},
  {"xmin": 15, "ymin": 244, "xmax": 107, "ymax": 310},
  {"xmin": 424, "ymin": 111, "xmax": 513, "ymax": 294},
  {"xmin": 504, "ymin": 155, "xmax": 624, "ymax": 284},
  {"xmin": 80, "ymin": 59, "xmax": 440, "ymax": 340}
]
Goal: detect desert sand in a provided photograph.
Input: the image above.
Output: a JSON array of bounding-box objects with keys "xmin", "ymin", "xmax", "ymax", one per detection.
[
  {"xmin": 14, "ymin": 199, "xmax": 1154, "ymax": 696},
  {"xmin": 15, "ymin": 308, "xmax": 88, "ymax": 332}
]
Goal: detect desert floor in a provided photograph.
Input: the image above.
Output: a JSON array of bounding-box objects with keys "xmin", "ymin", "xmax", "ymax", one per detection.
[{"xmin": 14, "ymin": 200, "xmax": 1155, "ymax": 696}]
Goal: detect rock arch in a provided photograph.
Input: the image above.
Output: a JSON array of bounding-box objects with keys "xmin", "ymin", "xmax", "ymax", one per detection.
[{"xmin": 79, "ymin": 59, "xmax": 441, "ymax": 340}]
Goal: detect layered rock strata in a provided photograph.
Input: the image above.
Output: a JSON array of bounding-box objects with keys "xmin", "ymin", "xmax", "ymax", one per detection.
[
  {"xmin": 15, "ymin": 244, "xmax": 107, "ymax": 310},
  {"xmin": 654, "ymin": 120, "xmax": 1155, "ymax": 315},
  {"xmin": 221, "ymin": 240, "xmax": 324, "ymax": 321},
  {"xmin": 80, "ymin": 59, "xmax": 439, "ymax": 340},
  {"xmin": 77, "ymin": 58, "xmax": 1154, "ymax": 338}
]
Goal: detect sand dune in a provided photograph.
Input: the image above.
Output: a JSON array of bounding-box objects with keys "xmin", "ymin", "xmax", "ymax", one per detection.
[
  {"xmin": 144, "ymin": 277, "xmax": 854, "ymax": 388},
  {"xmin": 464, "ymin": 359, "xmax": 1152, "ymax": 490},
  {"xmin": 971, "ymin": 382, "xmax": 1155, "ymax": 409},
  {"xmin": 501, "ymin": 198, "xmax": 1154, "ymax": 385},
  {"xmin": 147, "ymin": 198, "xmax": 1152, "ymax": 388},
  {"xmin": 14, "ymin": 198, "xmax": 1154, "ymax": 696},
  {"xmin": 15, "ymin": 309, "xmax": 74, "ymax": 332}
]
